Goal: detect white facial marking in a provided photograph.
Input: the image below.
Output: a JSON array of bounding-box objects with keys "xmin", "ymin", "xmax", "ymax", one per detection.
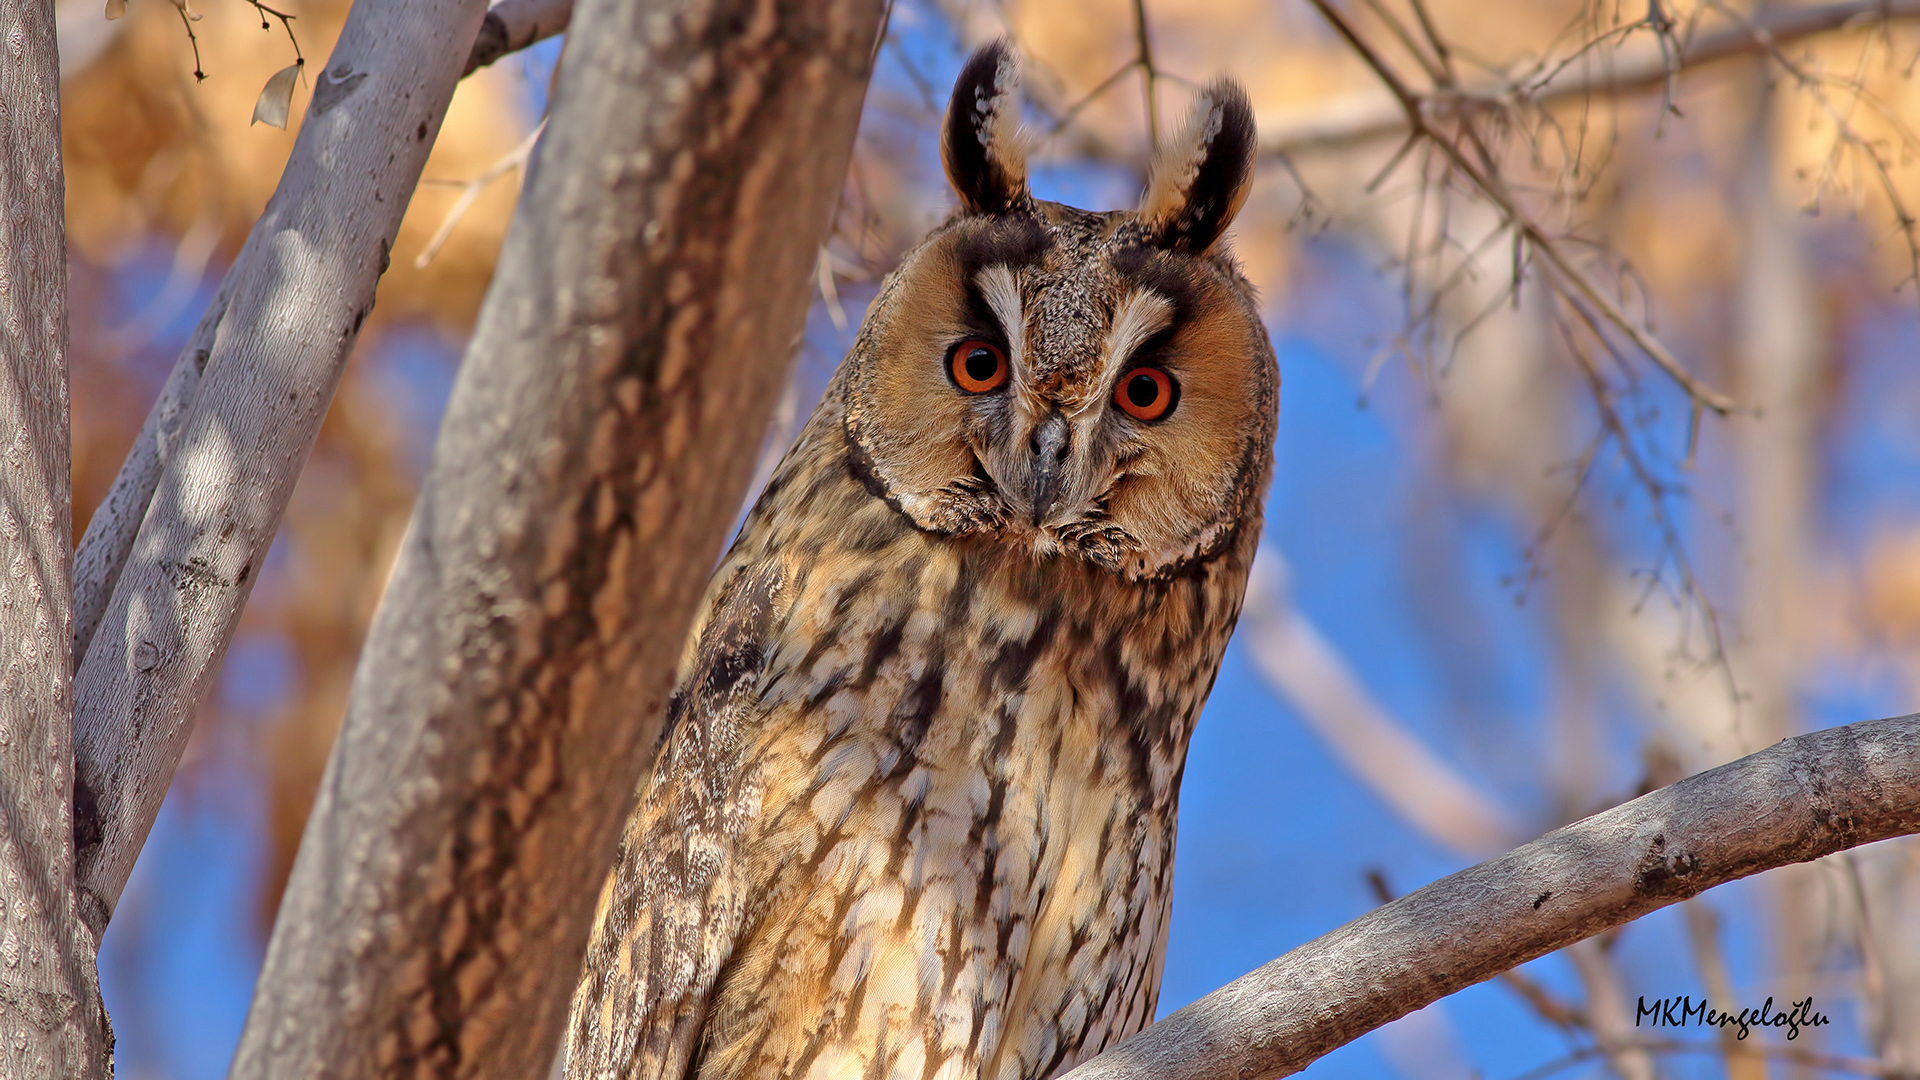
[
  {"xmin": 976, "ymin": 264, "xmax": 1027, "ymax": 394},
  {"xmin": 1088, "ymin": 289, "xmax": 1175, "ymax": 414}
]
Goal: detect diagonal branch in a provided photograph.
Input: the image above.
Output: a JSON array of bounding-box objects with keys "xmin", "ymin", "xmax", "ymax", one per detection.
[
  {"xmin": 69, "ymin": 0, "xmax": 494, "ymax": 936},
  {"xmin": 70, "ymin": 266, "xmax": 237, "ymax": 665},
  {"xmin": 1240, "ymin": 558, "xmax": 1526, "ymax": 859},
  {"xmin": 65, "ymin": 0, "xmax": 568, "ymax": 935},
  {"xmin": 1061, "ymin": 713, "xmax": 1920, "ymax": 1080},
  {"xmin": 70, "ymin": 0, "xmax": 561, "ymax": 673}
]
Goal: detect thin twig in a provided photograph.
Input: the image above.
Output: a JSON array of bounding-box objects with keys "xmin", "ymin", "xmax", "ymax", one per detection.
[
  {"xmin": 1407, "ymin": 0, "xmax": 1456, "ymax": 83},
  {"xmin": 1306, "ymin": 0, "xmax": 1735, "ymax": 415},
  {"xmin": 1553, "ymin": 295, "xmax": 1741, "ymax": 710},
  {"xmin": 250, "ymin": 0, "xmax": 303, "ymax": 63},
  {"xmin": 413, "ymin": 119, "xmax": 544, "ymax": 268},
  {"xmin": 177, "ymin": 2, "xmax": 204, "ymax": 82},
  {"xmin": 1130, "ymin": 0, "xmax": 1159, "ymax": 151},
  {"xmin": 1356, "ymin": 0, "xmax": 1447, "ymax": 86},
  {"xmin": 1047, "ymin": 60, "xmax": 1140, "ymax": 137},
  {"xmin": 1266, "ymin": 0, "xmax": 1920, "ymax": 155},
  {"xmin": 1707, "ymin": 0, "xmax": 1920, "ymax": 296}
]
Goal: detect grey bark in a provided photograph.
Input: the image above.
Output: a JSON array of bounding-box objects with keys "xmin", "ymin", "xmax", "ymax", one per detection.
[
  {"xmin": 69, "ymin": 268, "xmax": 236, "ymax": 666},
  {"xmin": 465, "ymin": 0, "xmax": 572, "ymax": 74},
  {"xmin": 0, "ymin": 0, "xmax": 109, "ymax": 1072},
  {"xmin": 69, "ymin": 20, "xmax": 538, "ymax": 674},
  {"xmin": 229, "ymin": 1, "xmax": 885, "ymax": 1076},
  {"xmin": 68, "ymin": 0, "xmax": 491, "ymax": 934},
  {"xmin": 1061, "ymin": 714, "xmax": 1920, "ymax": 1080}
]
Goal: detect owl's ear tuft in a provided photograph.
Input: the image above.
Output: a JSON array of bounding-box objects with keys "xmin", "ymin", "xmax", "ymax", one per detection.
[
  {"xmin": 942, "ymin": 40, "xmax": 1034, "ymax": 216},
  {"xmin": 1137, "ymin": 78, "xmax": 1256, "ymax": 254}
]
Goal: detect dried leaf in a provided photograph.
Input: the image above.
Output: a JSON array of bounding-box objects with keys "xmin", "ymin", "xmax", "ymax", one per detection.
[
  {"xmin": 252, "ymin": 62, "xmax": 302, "ymax": 129},
  {"xmin": 168, "ymin": 0, "xmax": 201, "ymax": 20},
  {"xmin": 104, "ymin": 0, "xmax": 126, "ymax": 19}
]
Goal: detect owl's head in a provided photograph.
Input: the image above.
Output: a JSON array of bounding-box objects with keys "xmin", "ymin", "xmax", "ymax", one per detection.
[{"xmin": 842, "ymin": 41, "xmax": 1277, "ymax": 582}]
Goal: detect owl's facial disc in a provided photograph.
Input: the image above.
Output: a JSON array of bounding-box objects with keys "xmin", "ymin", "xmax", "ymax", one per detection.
[
  {"xmin": 840, "ymin": 43, "xmax": 1275, "ymax": 581},
  {"xmin": 970, "ymin": 282, "xmax": 1179, "ymax": 551},
  {"xmin": 842, "ymin": 213, "xmax": 1277, "ymax": 580}
]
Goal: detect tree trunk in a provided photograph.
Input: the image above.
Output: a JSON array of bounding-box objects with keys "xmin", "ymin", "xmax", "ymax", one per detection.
[
  {"xmin": 0, "ymin": 0, "xmax": 109, "ymax": 1071},
  {"xmin": 68, "ymin": 0, "xmax": 492, "ymax": 935},
  {"xmin": 229, "ymin": 1, "xmax": 885, "ymax": 1076}
]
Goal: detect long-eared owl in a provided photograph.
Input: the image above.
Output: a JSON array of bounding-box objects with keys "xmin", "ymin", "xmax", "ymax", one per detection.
[{"xmin": 565, "ymin": 40, "xmax": 1278, "ymax": 1080}]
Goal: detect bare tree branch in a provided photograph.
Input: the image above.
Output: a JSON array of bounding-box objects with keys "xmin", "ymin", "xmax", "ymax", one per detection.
[
  {"xmin": 69, "ymin": 0, "xmax": 555, "ymax": 674},
  {"xmin": 464, "ymin": 0, "xmax": 571, "ymax": 75},
  {"xmin": 0, "ymin": 0, "xmax": 109, "ymax": 1070},
  {"xmin": 70, "ymin": 267, "xmax": 236, "ymax": 666},
  {"xmin": 1060, "ymin": 714, "xmax": 1920, "ymax": 1080},
  {"xmin": 68, "ymin": 0, "xmax": 493, "ymax": 934},
  {"xmin": 1308, "ymin": 0, "xmax": 1734, "ymax": 417},
  {"xmin": 1265, "ymin": 0, "xmax": 1920, "ymax": 156},
  {"xmin": 415, "ymin": 119, "xmax": 543, "ymax": 268},
  {"xmin": 228, "ymin": 1, "xmax": 887, "ymax": 1075}
]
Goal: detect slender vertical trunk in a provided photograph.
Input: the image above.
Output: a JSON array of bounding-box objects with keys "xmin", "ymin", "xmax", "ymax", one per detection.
[{"xmin": 0, "ymin": 0, "xmax": 108, "ymax": 1071}]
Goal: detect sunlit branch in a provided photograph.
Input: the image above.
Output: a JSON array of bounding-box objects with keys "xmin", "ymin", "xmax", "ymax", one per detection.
[
  {"xmin": 1061, "ymin": 714, "xmax": 1920, "ymax": 1080},
  {"xmin": 1307, "ymin": 0, "xmax": 1735, "ymax": 416}
]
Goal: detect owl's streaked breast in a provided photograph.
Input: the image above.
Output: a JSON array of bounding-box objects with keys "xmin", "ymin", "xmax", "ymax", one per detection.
[
  {"xmin": 671, "ymin": 402, "xmax": 1255, "ymax": 1080},
  {"xmin": 564, "ymin": 41, "xmax": 1274, "ymax": 1080}
]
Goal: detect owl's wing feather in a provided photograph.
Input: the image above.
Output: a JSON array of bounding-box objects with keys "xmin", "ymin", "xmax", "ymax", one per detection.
[{"xmin": 564, "ymin": 559, "xmax": 789, "ymax": 1080}]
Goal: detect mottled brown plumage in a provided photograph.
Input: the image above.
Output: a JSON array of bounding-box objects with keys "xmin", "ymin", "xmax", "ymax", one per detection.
[{"xmin": 564, "ymin": 42, "xmax": 1277, "ymax": 1080}]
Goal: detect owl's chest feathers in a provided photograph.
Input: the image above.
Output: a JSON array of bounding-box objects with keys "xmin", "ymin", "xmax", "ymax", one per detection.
[{"xmin": 687, "ymin": 452, "xmax": 1251, "ymax": 1080}]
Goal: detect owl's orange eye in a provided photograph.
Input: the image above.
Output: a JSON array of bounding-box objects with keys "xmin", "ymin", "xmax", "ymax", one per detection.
[
  {"xmin": 1115, "ymin": 367, "xmax": 1177, "ymax": 422},
  {"xmin": 948, "ymin": 340, "xmax": 1009, "ymax": 393}
]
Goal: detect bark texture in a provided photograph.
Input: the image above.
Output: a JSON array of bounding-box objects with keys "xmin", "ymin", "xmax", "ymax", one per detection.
[
  {"xmin": 0, "ymin": 0, "xmax": 109, "ymax": 1071},
  {"xmin": 71, "ymin": 13, "xmax": 528, "ymax": 669},
  {"xmin": 1060, "ymin": 714, "xmax": 1920, "ymax": 1080},
  {"xmin": 230, "ymin": 1, "xmax": 885, "ymax": 1076},
  {"xmin": 69, "ymin": 267, "xmax": 237, "ymax": 666},
  {"xmin": 68, "ymin": 0, "xmax": 491, "ymax": 933}
]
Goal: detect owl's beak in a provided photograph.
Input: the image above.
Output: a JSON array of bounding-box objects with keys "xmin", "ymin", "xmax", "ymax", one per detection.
[{"xmin": 1027, "ymin": 410, "xmax": 1071, "ymax": 525}]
